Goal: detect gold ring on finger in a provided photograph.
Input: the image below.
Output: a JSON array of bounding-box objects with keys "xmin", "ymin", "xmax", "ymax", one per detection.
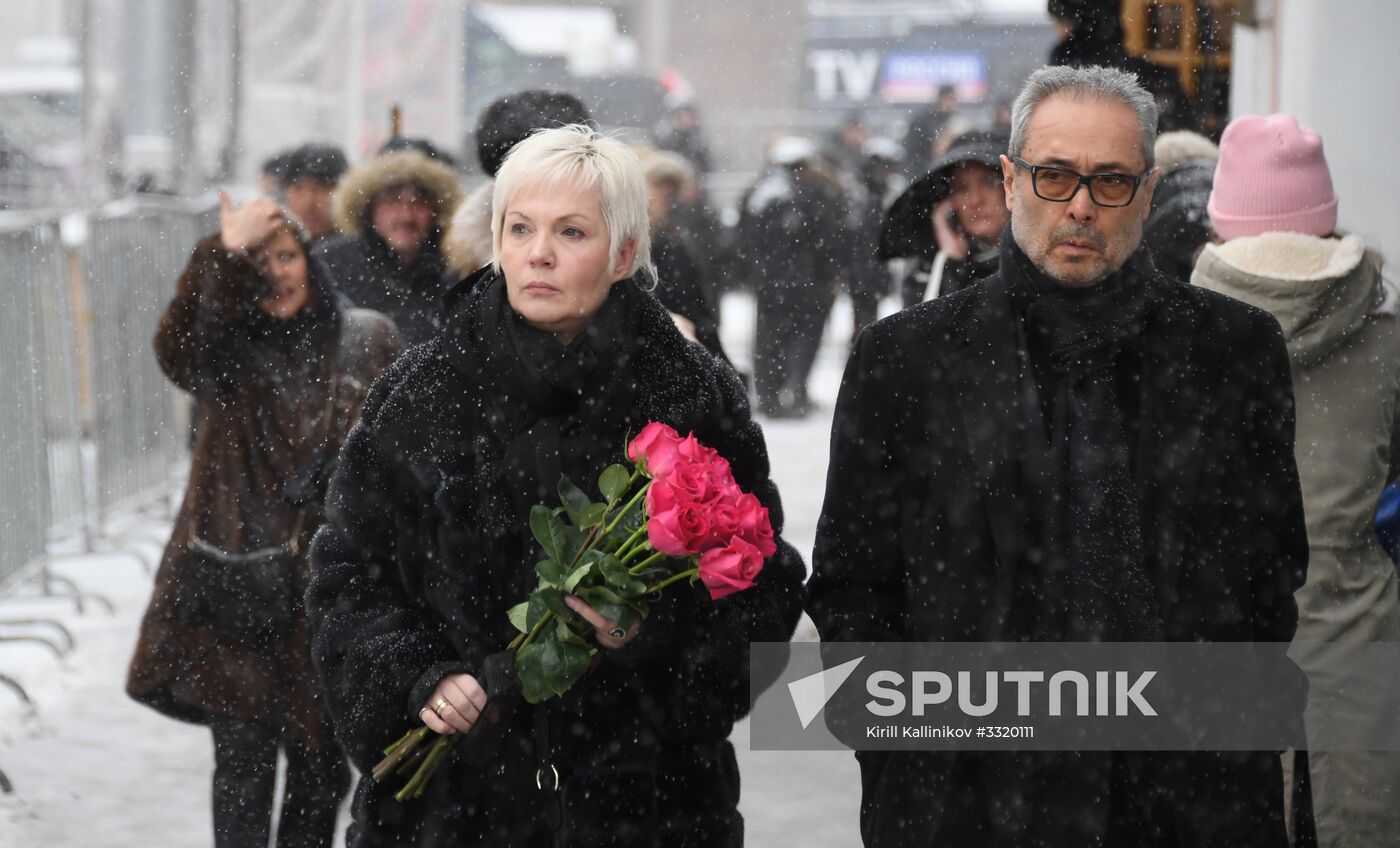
[{"xmin": 433, "ymin": 696, "xmax": 450, "ymax": 716}]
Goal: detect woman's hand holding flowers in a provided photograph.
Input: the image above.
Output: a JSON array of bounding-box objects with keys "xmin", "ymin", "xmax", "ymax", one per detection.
[
  {"xmin": 374, "ymin": 421, "xmax": 775, "ymax": 802},
  {"xmin": 565, "ymin": 594, "xmax": 640, "ymax": 649},
  {"xmin": 419, "ymin": 673, "xmax": 489, "ymax": 735}
]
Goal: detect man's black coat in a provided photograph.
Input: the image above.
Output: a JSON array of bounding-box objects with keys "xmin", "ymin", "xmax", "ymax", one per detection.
[
  {"xmin": 315, "ymin": 232, "xmax": 452, "ymax": 346},
  {"xmin": 808, "ymin": 263, "xmax": 1309, "ymax": 847}
]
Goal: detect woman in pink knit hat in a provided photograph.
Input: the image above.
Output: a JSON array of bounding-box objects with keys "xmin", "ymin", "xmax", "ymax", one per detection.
[{"xmin": 1192, "ymin": 112, "xmax": 1400, "ymax": 847}]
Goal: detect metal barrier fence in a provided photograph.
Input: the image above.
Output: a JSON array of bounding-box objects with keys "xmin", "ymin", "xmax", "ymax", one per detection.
[
  {"xmin": 83, "ymin": 198, "xmax": 215, "ymax": 527},
  {"xmin": 1, "ymin": 199, "xmax": 214, "ymax": 796},
  {"xmin": 30, "ymin": 219, "xmax": 90, "ymax": 543},
  {"xmin": 0, "ymin": 197, "xmax": 215, "ymax": 593},
  {"xmin": 0, "ymin": 221, "xmax": 53, "ymax": 593}
]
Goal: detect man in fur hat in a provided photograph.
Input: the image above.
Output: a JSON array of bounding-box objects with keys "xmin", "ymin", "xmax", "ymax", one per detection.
[{"xmin": 314, "ymin": 148, "xmax": 463, "ymax": 345}]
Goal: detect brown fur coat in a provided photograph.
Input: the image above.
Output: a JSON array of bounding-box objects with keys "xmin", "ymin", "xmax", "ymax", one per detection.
[{"xmin": 126, "ymin": 236, "xmax": 399, "ymax": 747}]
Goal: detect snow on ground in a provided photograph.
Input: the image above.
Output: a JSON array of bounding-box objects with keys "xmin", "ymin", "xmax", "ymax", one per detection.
[{"xmin": 0, "ymin": 291, "xmax": 875, "ymax": 846}]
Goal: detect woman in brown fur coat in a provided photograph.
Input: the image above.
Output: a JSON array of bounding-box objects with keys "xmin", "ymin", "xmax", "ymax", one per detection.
[{"xmin": 127, "ymin": 193, "xmax": 399, "ymax": 848}]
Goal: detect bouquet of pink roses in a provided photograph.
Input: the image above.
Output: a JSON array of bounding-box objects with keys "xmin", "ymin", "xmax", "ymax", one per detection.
[{"xmin": 372, "ymin": 422, "xmax": 775, "ymax": 801}]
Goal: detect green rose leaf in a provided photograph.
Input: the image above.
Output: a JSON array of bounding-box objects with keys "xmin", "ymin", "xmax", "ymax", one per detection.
[
  {"xmin": 535, "ymin": 560, "xmax": 564, "ymax": 587},
  {"xmin": 599, "ymin": 554, "xmax": 647, "ymax": 596},
  {"xmin": 613, "ymin": 497, "xmax": 645, "ymax": 532},
  {"xmin": 515, "ymin": 641, "xmax": 553, "ymax": 703},
  {"xmin": 557, "ymin": 637, "xmax": 594, "ymax": 687},
  {"xmin": 555, "ymin": 617, "xmax": 590, "ymax": 646},
  {"xmin": 507, "ymin": 601, "xmax": 530, "ymax": 634},
  {"xmin": 563, "ymin": 560, "xmax": 594, "ymax": 593},
  {"xmin": 599, "ymin": 464, "xmax": 632, "ymax": 504},
  {"xmin": 519, "ymin": 632, "xmax": 594, "ymax": 703},
  {"xmin": 525, "ymin": 593, "xmax": 548, "ymax": 631},
  {"xmin": 537, "ymin": 586, "xmax": 572, "ymax": 622},
  {"xmin": 562, "ymin": 523, "xmax": 586, "ymax": 558},
  {"xmin": 576, "ymin": 584, "xmax": 641, "ymax": 631},
  {"xmin": 557, "ymin": 475, "xmax": 595, "ymax": 527},
  {"xmin": 530, "ymin": 505, "xmax": 570, "ymax": 566},
  {"xmin": 580, "ymin": 503, "xmax": 608, "ymax": 528}
]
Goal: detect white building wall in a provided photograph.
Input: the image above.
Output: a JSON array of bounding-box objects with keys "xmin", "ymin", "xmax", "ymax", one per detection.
[
  {"xmin": 0, "ymin": 2, "xmax": 74, "ymax": 67},
  {"xmin": 1231, "ymin": 0, "xmax": 1400, "ymax": 263}
]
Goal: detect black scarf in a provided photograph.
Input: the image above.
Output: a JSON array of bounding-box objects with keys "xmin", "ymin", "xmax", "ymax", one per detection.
[
  {"xmin": 972, "ymin": 230, "xmax": 1168, "ymax": 846},
  {"xmin": 445, "ymin": 272, "xmax": 646, "ymax": 525},
  {"xmin": 1000, "ymin": 228, "xmax": 1164, "ymax": 643}
]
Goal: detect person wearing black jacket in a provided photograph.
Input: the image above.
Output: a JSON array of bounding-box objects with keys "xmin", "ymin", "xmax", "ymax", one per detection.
[
  {"xmin": 738, "ymin": 137, "xmax": 847, "ymax": 418},
  {"xmin": 314, "ymin": 148, "xmax": 463, "ymax": 345},
  {"xmin": 808, "ymin": 65, "xmax": 1307, "ymax": 847},
  {"xmin": 642, "ymin": 149, "xmax": 731, "ymax": 365},
  {"xmin": 275, "ymin": 143, "xmax": 349, "ymax": 243},
  {"xmin": 1048, "ymin": 0, "xmax": 1196, "ymax": 132},
  {"xmin": 307, "ymin": 125, "xmax": 804, "ymax": 847},
  {"xmin": 880, "ymin": 130, "xmax": 1010, "ymax": 306}
]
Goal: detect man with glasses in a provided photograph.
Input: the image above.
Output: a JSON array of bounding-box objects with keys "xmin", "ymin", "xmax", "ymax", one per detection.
[{"xmin": 809, "ymin": 65, "xmax": 1307, "ymax": 846}]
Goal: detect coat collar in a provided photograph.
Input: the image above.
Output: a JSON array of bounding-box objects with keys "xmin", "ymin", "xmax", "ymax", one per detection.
[
  {"xmin": 943, "ymin": 263, "xmax": 1211, "ymax": 637},
  {"xmin": 388, "ymin": 270, "xmax": 716, "ymax": 492},
  {"xmin": 944, "ymin": 274, "xmax": 1032, "ymax": 638}
]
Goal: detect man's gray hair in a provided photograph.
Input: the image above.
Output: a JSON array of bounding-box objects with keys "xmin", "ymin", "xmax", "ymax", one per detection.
[{"xmin": 1009, "ymin": 65, "xmax": 1159, "ymax": 171}]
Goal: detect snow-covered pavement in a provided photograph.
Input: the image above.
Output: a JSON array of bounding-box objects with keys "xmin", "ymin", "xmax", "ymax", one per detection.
[{"xmin": 0, "ymin": 292, "xmax": 868, "ymax": 846}]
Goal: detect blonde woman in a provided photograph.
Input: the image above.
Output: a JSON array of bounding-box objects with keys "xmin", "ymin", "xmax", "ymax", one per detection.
[{"xmin": 308, "ymin": 125, "xmax": 804, "ymax": 847}]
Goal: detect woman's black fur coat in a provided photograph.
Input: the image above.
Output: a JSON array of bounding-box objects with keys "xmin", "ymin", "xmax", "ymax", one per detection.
[{"xmin": 308, "ymin": 268, "xmax": 805, "ymax": 847}]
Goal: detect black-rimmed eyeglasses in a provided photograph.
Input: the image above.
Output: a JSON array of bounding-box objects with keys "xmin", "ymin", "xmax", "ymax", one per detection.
[{"xmin": 1012, "ymin": 156, "xmax": 1149, "ymax": 208}]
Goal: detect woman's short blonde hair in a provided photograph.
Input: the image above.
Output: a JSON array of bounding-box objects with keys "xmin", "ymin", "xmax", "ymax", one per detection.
[{"xmin": 492, "ymin": 124, "xmax": 654, "ymax": 284}]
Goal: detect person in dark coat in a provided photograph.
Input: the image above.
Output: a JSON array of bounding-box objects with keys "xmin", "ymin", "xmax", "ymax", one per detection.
[
  {"xmin": 127, "ymin": 194, "xmax": 400, "ymax": 848},
  {"xmin": 1144, "ymin": 158, "xmax": 1215, "ymax": 283},
  {"xmin": 808, "ymin": 65, "xmax": 1308, "ymax": 847},
  {"xmin": 653, "ymin": 99, "xmax": 712, "ymax": 177},
  {"xmin": 880, "ymin": 129, "xmax": 1010, "ymax": 306},
  {"xmin": 444, "ymin": 90, "xmax": 595, "ymax": 280},
  {"xmin": 902, "ymin": 85, "xmax": 960, "ymax": 178},
  {"xmin": 738, "ymin": 136, "xmax": 847, "ymax": 418},
  {"xmin": 641, "ymin": 148, "xmax": 731, "ymax": 364},
  {"xmin": 843, "ymin": 137, "xmax": 906, "ymax": 342},
  {"xmin": 314, "ymin": 148, "xmax": 463, "ymax": 345},
  {"xmin": 1048, "ymin": 0, "xmax": 1196, "ymax": 132},
  {"xmin": 277, "ymin": 143, "xmax": 349, "ymax": 243},
  {"xmin": 307, "ymin": 124, "xmax": 805, "ymax": 848}
]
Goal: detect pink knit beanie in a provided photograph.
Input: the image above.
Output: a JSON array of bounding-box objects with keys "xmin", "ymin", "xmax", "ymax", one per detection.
[{"xmin": 1207, "ymin": 113, "xmax": 1338, "ymax": 241}]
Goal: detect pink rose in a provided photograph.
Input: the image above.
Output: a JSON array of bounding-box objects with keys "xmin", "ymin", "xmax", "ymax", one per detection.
[
  {"xmin": 639, "ymin": 426, "xmax": 776, "ymax": 560},
  {"xmin": 675, "ymin": 503, "xmax": 713, "ymax": 549},
  {"xmin": 645, "ymin": 476, "xmax": 679, "ymax": 515},
  {"xmin": 628, "ymin": 422, "xmax": 684, "ymax": 478},
  {"xmin": 733, "ymin": 492, "xmax": 777, "ymax": 558},
  {"xmin": 645, "ymin": 478, "xmax": 724, "ymax": 556},
  {"xmin": 645, "ymin": 479, "xmax": 691, "ymax": 556},
  {"xmin": 700, "ymin": 502, "xmax": 742, "ymax": 550},
  {"xmin": 676, "ymin": 433, "xmax": 720, "ymax": 466},
  {"xmin": 667, "ymin": 461, "xmax": 730, "ymax": 506},
  {"xmin": 697, "ymin": 537, "xmax": 765, "ymax": 600}
]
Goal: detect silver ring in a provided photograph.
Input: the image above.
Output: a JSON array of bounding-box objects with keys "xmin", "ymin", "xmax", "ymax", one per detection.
[{"xmin": 607, "ymin": 626, "xmax": 626, "ymax": 640}]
